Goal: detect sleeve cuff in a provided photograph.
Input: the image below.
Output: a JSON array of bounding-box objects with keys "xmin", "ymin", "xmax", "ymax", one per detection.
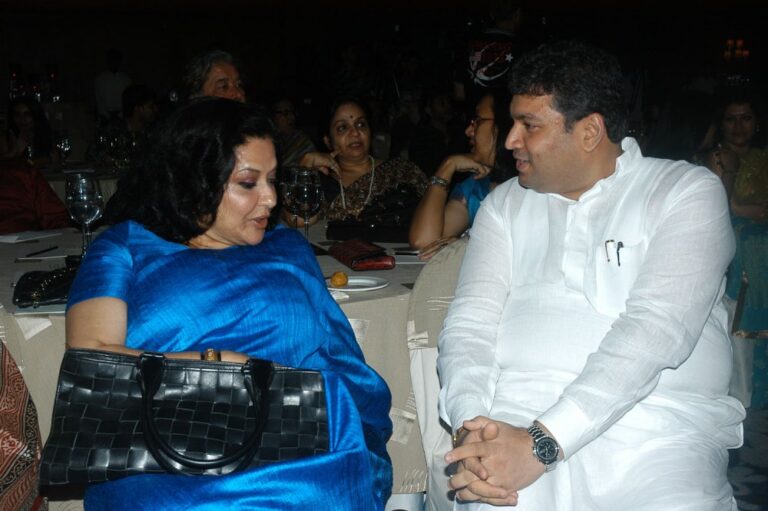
[
  {"xmin": 438, "ymin": 390, "xmax": 491, "ymax": 431},
  {"xmin": 536, "ymin": 397, "xmax": 595, "ymax": 460}
]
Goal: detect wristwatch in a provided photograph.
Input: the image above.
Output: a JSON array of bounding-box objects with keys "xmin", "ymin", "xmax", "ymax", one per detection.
[{"xmin": 527, "ymin": 423, "xmax": 560, "ymax": 472}]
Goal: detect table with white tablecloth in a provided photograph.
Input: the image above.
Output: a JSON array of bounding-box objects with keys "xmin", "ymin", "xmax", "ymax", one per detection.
[{"xmin": 0, "ymin": 223, "xmax": 429, "ymax": 509}]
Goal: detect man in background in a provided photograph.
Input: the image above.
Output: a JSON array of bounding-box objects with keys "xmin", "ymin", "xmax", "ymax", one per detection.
[
  {"xmin": 94, "ymin": 48, "xmax": 132, "ymax": 122},
  {"xmin": 183, "ymin": 49, "xmax": 245, "ymax": 103}
]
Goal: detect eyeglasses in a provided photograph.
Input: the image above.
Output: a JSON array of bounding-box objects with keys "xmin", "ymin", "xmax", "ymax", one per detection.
[{"xmin": 470, "ymin": 116, "xmax": 494, "ymax": 127}]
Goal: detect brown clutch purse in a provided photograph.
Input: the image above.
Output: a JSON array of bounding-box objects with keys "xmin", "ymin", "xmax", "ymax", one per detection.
[{"xmin": 328, "ymin": 238, "xmax": 396, "ymax": 271}]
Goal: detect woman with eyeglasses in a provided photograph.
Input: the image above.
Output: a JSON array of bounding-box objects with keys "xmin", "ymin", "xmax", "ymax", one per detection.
[
  {"xmin": 282, "ymin": 96, "xmax": 427, "ymax": 228},
  {"xmin": 409, "ymin": 89, "xmax": 516, "ymax": 259}
]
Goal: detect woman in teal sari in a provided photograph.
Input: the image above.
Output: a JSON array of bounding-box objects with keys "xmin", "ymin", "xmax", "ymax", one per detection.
[{"xmin": 704, "ymin": 91, "xmax": 768, "ymax": 407}]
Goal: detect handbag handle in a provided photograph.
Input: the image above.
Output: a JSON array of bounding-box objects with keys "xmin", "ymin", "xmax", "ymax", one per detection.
[{"xmin": 137, "ymin": 352, "xmax": 273, "ymax": 474}]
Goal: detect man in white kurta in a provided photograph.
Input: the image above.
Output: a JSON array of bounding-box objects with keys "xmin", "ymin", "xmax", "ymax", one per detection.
[{"xmin": 438, "ymin": 41, "xmax": 744, "ymax": 511}]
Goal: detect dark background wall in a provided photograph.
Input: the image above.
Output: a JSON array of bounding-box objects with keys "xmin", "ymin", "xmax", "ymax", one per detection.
[{"xmin": 0, "ymin": 0, "xmax": 765, "ymax": 118}]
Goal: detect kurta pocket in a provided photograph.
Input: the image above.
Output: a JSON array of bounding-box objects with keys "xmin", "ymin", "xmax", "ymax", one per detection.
[{"xmin": 592, "ymin": 241, "xmax": 644, "ymax": 317}]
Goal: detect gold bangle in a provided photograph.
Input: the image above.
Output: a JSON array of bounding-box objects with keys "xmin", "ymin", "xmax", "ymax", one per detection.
[{"xmin": 201, "ymin": 348, "xmax": 221, "ymax": 361}]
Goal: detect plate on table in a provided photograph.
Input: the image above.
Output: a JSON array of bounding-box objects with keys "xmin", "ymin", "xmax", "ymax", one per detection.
[{"xmin": 327, "ymin": 276, "xmax": 389, "ymax": 292}]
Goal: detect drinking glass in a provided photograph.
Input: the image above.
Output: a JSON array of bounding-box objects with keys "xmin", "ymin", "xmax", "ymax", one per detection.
[
  {"xmin": 281, "ymin": 167, "xmax": 323, "ymax": 238},
  {"xmin": 65, "ymin": 173, "xmax": 104, "ymax": 255},
  {"xmin": 55, "ymin": 130, "xmax": 72, "ymax": 164}
]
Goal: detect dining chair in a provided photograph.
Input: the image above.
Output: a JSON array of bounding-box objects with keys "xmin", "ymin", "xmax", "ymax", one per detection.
[
  {"xmin": 406, "ymin": 236, "xmax": 468, "ymax": 511},
  {"xmin": 732, "ymin": 271, "xmax": 750, "ymax": 336},
  {"xmin": 1, "ymin": 309, "xmax": 85, "ymax": 510},
  {"xmin": 729, "ymin": 271, "xmax": 755, "ymax": 408}
]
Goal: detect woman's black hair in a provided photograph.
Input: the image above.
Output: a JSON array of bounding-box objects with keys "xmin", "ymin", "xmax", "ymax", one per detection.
[
  {"xmin": 106, "ymin": 97, "xmax": 275, "ymax": 242},
  {"xmin": 6, "ymin": 96, "xmax": 53, "ymax": 158},
  {"xmin": 485, "ymin": 88, "xmax": 517, "ymax": 183}
]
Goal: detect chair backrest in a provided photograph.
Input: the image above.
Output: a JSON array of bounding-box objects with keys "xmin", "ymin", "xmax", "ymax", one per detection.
[
  {"xmin": 406, "ymin": 237, "xmax": 468, "ymax": 511},
  {"xmin": 732, "ymin": 271, "xmax": 749, "ymax": 335},
  {"xmin": 407, "ymin": 237, "xmax": 468, "ymax": 350}
]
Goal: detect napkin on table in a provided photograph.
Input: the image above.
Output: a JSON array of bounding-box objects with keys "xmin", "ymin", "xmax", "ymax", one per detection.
[{"xmin": 0, "ymin": 231, "xmax": 62, "ymax": 244}]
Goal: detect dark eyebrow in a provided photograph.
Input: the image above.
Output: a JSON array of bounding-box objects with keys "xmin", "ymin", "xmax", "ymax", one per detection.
[
  {"xmin": 512, "ymin": 113, "xmax": 541, "ymax": 122},
  {"xmin": 334, "ymin": 115, "xmax": 367, "ymax": 124},
  {"xmin": 235, "ymin": 166, "xmax": 278, "ymax": 176}
]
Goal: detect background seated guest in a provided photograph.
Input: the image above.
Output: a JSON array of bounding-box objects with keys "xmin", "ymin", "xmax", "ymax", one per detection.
[
  {"xmin": 285, "ymin": 95, "xmax": 426, "ymax": 227},
  {"xmin": 66, "ymin": 98, "xmax": 392, "ymax": 510},
  {"xmin": 0, "ymin": 160, "xmax": 69, "ymax": 234},
  {"xmin": 183, "ymin": 49, "xmax": 246, "ymax": 103},
  {"xmin": 271, "ymin": 97, "xmax": 316, "ymax": 167},
  {"xmin": 409, "ymin": 88, "xmax": 516, "ymax": 259},
  {"xmin": 121, "ymin": 83, "xmax": 159, "ymax": 135},
  {"xmin": 703, "ymin": 90, "xmax": 767, "ymax": 214},
  {"xmin": 407, "ymin": 86, "xmax": 466, "ymax": 177},
  {"xmin": 440, "ymin": 40, "xmax": 744, "ymax": 510},
  {"xmin": 702, "ymin": 90, "xmax": 768, "ymax": 405},
  {"xmin": 93, "ymin": 47, "xmax": 132, "ymax": 122},
  {"xmin": 0, "ymin": 96, "xmax": 58, "ymax": 168},
  {"xmin": 89, "ymin": 84, "xmax": 158, "ymax": 167}
]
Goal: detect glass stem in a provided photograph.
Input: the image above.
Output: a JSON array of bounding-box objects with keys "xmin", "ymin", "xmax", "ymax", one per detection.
[
  {"xmin": 303, "ymin": 214, "xmax": 310, "ymax": 238},
  {"xmin": 81, "ymin": 225, "xmax": 91, "ymax": 256}
]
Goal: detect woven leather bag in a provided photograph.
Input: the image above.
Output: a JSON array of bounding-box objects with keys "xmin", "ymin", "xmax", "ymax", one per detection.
[{"xmin": 39, "ymin": 349, "xmax": 329, "ymax": 487}]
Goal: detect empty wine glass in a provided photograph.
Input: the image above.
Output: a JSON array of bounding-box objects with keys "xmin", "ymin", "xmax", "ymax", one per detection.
[
  {"xmin": 65, "ymin": 173, "xmax": 104, "ymax": 256},
  {"xmin": 281, "ymin": 167, "xmax": 323, "ymax": 238},
  {"xmin": 55, "ymin": 130, "xmax": 72, "ymax": 164}
]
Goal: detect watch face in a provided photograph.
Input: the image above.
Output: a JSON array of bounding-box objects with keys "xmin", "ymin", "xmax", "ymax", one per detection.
[{"xmin": 535, "ymin": 437, "xmax": 559, "ymax": 464}]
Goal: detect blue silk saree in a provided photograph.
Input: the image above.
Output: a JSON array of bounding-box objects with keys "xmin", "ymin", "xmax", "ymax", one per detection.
[{"xmin": 67, "ymin": 221, "xmax": 392, "ymax": 510}]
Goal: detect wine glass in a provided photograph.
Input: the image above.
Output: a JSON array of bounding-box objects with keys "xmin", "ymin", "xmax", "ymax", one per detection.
[
  {"xmin": 55, "ymin": 130, "xmax": 72, "ymax": 164},
  {"xmin": 281, "ymin": 167, "xmax": 323, "ymax": 238},
  {"xmin": 65, "ymin": 173, "xmax": 104, "ymax": 256}
]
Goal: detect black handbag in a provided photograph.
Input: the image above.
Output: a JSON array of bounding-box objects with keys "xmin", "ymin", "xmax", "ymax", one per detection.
[
  {"xmin": 39, "ymin": 349, "xmax": 329, "ymax": 488},
  {"xmin": 326, "ymin": 184, "xmax": 422, "ymax": 243},
  {"xmin": 13, "ymin": 256, "xmax": 81, "ymax": 309},
  {"xmin": 12, "ymin": 265, "xmax": 78, "ymax": 309}
]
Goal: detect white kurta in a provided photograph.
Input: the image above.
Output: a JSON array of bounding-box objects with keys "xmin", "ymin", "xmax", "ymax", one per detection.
[{"xmin": 438, "ymin": 138, "xmax": 745, "ymax": 510}]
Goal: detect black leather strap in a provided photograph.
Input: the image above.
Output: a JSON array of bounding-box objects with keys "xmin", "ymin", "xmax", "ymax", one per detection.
[{"xmin": 138, "ymin": 352, "xmax": 273, "ymax": 473}]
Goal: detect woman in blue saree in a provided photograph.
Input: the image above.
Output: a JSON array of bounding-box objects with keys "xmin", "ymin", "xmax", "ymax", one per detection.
[{"xmin": 65, "ymin": 98, "xmax": 392, "ymax": 510}]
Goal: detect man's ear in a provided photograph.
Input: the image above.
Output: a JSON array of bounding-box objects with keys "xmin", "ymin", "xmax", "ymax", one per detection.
[{"xmin": 579, "ymin": 113, "xmax": 606, "ymax": 153}]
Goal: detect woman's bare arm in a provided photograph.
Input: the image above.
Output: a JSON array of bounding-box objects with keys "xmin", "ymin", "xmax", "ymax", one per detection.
[
  {"xmin": 66, "ymin": 297, "xmax": 248, "ymax": 363},
  {"xmin": 409, "ymin": 154, "xmax": 486, "ymax": 249}
]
